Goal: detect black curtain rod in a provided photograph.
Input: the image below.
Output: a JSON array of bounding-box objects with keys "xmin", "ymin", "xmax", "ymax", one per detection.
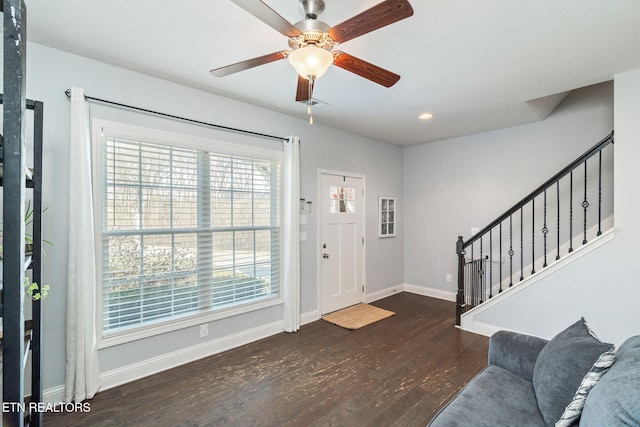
[{"xmin": 64, "ymin": 89, "xmax": 288, "ymax": 142}]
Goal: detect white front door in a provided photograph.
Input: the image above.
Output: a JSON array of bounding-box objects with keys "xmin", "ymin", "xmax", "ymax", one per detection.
[{"xmin": 319, "ymin": 172, "xmax": 365, "ymax": 314}]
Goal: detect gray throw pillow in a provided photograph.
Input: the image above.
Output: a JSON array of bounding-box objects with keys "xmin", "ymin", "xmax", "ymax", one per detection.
[
  {"xmin": 580, "ymin": 335, "xmax": 640, "ymax": 426},
  {"xmin": 532, "ymin": 318, "xmax": 614, "ymax": 427}
]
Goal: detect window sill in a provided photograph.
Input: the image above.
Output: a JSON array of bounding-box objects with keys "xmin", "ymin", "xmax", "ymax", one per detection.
[{"xmin": 98, "ymin": 295, "xmax": 283, "ymax": 349}]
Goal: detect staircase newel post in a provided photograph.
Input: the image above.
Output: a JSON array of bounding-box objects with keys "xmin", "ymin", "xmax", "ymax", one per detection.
[{"xmin": 456, "ymin": 236, "xmax": 466, "ymax": 326}]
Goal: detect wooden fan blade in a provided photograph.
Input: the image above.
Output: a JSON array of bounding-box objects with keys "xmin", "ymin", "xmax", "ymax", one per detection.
[
  {"xmin": 210, "ymin": 51, "xmax": 288, "ymax": 77},
  {"xmin": 231, "ymin": 0, "xmax": 301, "ymax": 37},
  {"xmin": 328, "ymin": 0, "xmax": 414, "ymax": 43},
  {"xmin": 333, "ymin": 51, "xmax": 400, "ymax": 87},
  {"xmin": 295, "ymin": 75, "xmax": 314, "ymax": 102}
]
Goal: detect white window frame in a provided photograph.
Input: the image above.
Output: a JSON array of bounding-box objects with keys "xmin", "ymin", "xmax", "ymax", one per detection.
[{"xmin": 92, "ymin": 119, "xmax": 284, "ymax": 348}]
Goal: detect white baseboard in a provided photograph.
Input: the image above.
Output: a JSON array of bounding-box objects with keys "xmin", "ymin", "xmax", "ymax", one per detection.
[
  {"xmin": 404, "ymin": 283, "xmax": 456, "ymax": 302},
  {"xmin": 364, "ymin": 283, "xmax": 456, "ymax": 303},
  {"xmin": 44, "ymin": 320, "xmax": 284, "ymax": 404},
  {"xmin": 464, "ymin": 321, "xmax": 547, "ymax": 341},
  {"xmin": 100, "ymin": 319, "xmax": 284, "ymax": 393},
  {"xmin": 301, "ymin": 309, "xmax": 320, "ymax": 325},
  {"xmin": 467, "ymin": 321, "xmax": 501, "ymax": 337},
  {"xmin": 43, "ymin": 385, "xmax": 66, "ymax": 405},
  {"xmin": 44, "ymin": 309, "xmax": 332, "ymax": 403},
  {"xmin": 365, "ymin": 285, "xmax": 404, "ymax": 303}
]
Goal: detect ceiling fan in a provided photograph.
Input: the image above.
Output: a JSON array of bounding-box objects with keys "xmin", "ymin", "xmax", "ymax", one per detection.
[{"xmin": 210, "ymin": 0, "xmax": 414, "ymax": 108}]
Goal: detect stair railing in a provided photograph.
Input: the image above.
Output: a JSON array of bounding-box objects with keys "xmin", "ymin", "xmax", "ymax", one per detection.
[{"xmin": 455, "ymin": 131, "xmax": 614, "ymax": 325}]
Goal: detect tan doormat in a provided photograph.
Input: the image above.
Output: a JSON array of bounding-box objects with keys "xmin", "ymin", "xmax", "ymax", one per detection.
[{"xmin": 322, "ymin": 303, "xmax": 395, "ymax": 330}]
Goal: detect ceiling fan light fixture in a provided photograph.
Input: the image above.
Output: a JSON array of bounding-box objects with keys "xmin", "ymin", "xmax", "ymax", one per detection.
[{"xmin": 288, "ymin": 46, "xmax": 334, "ymax": 80}]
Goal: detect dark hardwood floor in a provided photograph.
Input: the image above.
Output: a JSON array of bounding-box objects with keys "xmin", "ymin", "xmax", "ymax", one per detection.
[{"xmin": 45, "ymin": 293, "xmax": 489, "ymax": 427}]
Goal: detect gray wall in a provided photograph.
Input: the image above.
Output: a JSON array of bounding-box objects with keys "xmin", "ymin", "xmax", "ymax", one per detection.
[
  {"xmin": 403, "ymin": 81, "xmax": 614, "ymax": 296},
  {"xmin": 15, "ymin": 42, "xmax": 405, "ymax": 393},
  {"xmin": 11, "ymin": 37, "xmax": 637, "ymax": 398}
]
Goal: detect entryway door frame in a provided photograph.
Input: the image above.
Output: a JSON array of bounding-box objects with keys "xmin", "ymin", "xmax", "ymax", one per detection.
[{"xmin": 317, "ymin": 169, "xmax": 367, "ymax": 315}]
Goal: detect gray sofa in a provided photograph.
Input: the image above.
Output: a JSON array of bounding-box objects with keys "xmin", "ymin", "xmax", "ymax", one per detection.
[{"xmin": 428, "ymin": 318, "xmax": 640, "ymax": 427}]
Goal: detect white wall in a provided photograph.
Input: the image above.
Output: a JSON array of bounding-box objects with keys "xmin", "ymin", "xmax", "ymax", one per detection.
[
  {"xmin": 14, "ymin": 42, "xmax": 405, "ymax": 397},
  {"xmin": 403, "ymin": 82, "xmax": 614, "ymax": 299},
  {"xmin": 469, "ymin": 70, "xmax": 640, "ymax": 346}
]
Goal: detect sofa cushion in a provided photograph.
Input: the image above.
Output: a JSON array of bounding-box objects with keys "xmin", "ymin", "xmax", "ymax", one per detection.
[
  {"xmin": 428, "ymin": 365, "xmax": 545, "ymax": 427},
  {"xmin": 488, "ymin": 330, "xmax": 548, "ymax": 382},
  {"xmin": 532, "ymin": 318, "xmax": 614, "ymax": 427},
  {"xmin": 580, "ymin": 335, "xmax": 640, "ymax": 426}
]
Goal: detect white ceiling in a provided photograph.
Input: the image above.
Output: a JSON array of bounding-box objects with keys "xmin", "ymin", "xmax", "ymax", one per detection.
[{"xmin": 25, "ymin": 0, "xmax": 640, "ymax": 146}]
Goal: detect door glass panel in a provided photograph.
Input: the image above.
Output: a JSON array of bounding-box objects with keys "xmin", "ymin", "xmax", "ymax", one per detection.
[{"xmin": 329, "ymin": 186, "xmax": 355, "ymax": 213}]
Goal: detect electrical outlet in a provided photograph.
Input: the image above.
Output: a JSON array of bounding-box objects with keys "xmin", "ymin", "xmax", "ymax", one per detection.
[
  {"xmin": 199, "ymin": 324, "xmax": 208, "ymax": 338},
  {"xmin": 446, "ymin": 274, "xmax": 452, "ymax": 282}
]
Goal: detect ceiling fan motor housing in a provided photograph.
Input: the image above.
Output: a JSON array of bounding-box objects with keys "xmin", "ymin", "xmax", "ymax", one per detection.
[
  {"xmin": 290, "ymin": 0, "xmax": 334, "ymax": 51},
  {"xmin": 299, "ymin": 0, "xmax": 325, "ymax": 19}
]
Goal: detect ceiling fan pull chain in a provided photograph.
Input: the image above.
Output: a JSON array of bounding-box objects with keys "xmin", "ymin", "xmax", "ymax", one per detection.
[{"xmin": 308, "ymin": 76, "xmax": 314, "ymax": 125}]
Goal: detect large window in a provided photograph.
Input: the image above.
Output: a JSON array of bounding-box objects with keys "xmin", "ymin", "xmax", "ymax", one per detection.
[{"xmin": 95, "ymin": 122, "xmax": 281, "ymax": 340}]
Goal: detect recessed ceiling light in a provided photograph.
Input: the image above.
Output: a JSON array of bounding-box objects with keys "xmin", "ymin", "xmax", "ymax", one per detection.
[{"xmin": 418, "ymin": 113, "xmax": 433, "ymax": 120}]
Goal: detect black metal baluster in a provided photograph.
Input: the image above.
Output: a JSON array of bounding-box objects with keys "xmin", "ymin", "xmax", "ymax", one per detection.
[
  {"xmin": 569, "ymin": 171, "xmax": 574, "ymax": 253},
  {"xmin": 542, "ymin": 189, "xmax": 548, "ymax": 268},
  {"xmin": 471, "ymin": 261, "xmax": 476, "ymax": 308},
  {"xmin": 463, "ymin": 260, "xmax": 468, "ymax": 309},
  {"xmin": 509, "ymin": 215, "xmax": 514, "ymax": 287},
  {"xmin": 520, "ymin": 207, "xmax": 524, "ymax": 281},
  {"xmin": 466, "ymin": 261, "xmax": 471, "ymax": 309},
  {"xmin": 489, "ymin": 229, "xmax": 493, "ymax": 299},
  {"xmin": 499, "ymin": 222, "xmax": 503, "ymax": 293},
  {"xmin": 556, "ymin": 180, "xmax": 561, "ymax": 260},
  {"xmin": 531, "ymin": 198, "xmax": 536, "ymax": 275},
  {"xmin": 469, "ymin": 260, "xmax": 478, "ymax": 308},
  {"xmin": 470, "ymin": 243, "xmax": 475, "ymax": 307},
  {"xmin": 479, "ymin": 237, "xmax": 484, "ymax": 303},
  {"xmin": 597, "ymin": 150, "xmax": 603, "ymax": 236},
  {"xmin": 582, "ymin": 160, "xmax": 589, "ymax": 245}
]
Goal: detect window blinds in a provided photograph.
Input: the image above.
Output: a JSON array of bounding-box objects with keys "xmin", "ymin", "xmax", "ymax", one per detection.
[{"xmin": 101, "ymin": 136, "xmax": 281, "ymax": 333}]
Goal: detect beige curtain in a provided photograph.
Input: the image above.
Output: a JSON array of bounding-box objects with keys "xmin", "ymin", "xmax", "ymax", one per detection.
[
  {"xmin": 65, "ymin": 87, "xmax": 101, "ymax": 402},
  {"xmin": 282, "ymin": 136, "xmax": 301, "ymax": 332}
]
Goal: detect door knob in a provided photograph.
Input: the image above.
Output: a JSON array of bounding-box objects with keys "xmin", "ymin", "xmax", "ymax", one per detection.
[{"xmin": 323, "ymin": 253, "xmax": 329, "ymax": 259}]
